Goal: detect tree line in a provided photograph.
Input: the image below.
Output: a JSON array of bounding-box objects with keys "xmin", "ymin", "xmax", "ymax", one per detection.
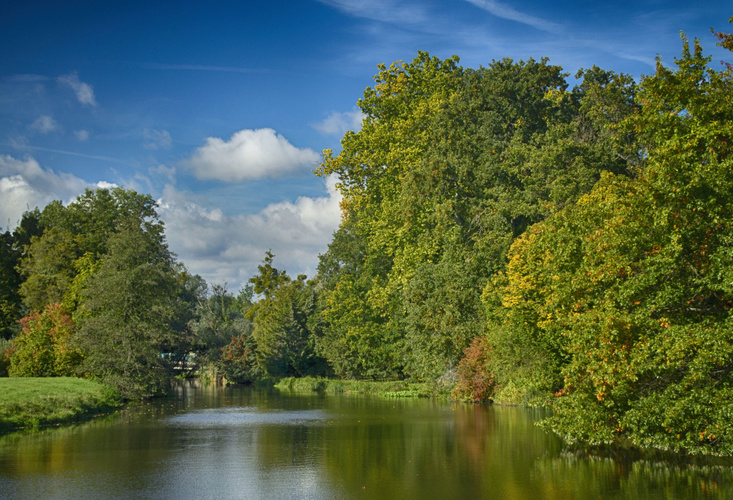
[{"xmin": 1, "ymin": 19, "xmax": 732, "ymax": 455}]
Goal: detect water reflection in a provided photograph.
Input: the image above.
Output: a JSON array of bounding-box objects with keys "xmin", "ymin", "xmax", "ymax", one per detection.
[{"xmin": 0, "ymin": 384, "xmax": 731, "ymax": 499}]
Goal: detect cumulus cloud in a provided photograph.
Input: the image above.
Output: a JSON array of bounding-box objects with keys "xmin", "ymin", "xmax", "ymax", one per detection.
[
  {"xmin": 96, "ymin": 181, "xmax": 118, "ymax": 190},
  {"xmin": 143, "ymin": 128, "xmax": 172, "ymax": 150},
  {"xmin": 184, "ymin": 128, "xmax": 320, "ymax": 182},
  {"xmin": 29, "ymin": 115, "xmax": 57, "ymax": 134},
  {"xmin": 0, "ymin": 153, "xmax": 343, "ymax": 291},
  {"xmin": 57, "ymin": 72, "xmax": 97, "ymax": 106},
  {"xmin": 157, "ymin": 175, "xmax": 342, "ymax": 289},
  {"xmin": 0, "ymin": 155, "xmax": 89, "ymax": 228},
  {"xmin": 312, "ymin": 109, "xmax": 365, "ymax": 136}
]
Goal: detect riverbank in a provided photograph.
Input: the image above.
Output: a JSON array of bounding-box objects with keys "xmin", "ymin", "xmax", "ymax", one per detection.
[
  {"xmin": 0, "ymin": 377, "xmax": 122, "ymax": 432},
  {"xmin": 273, "ymin": 376, "xmax": 453, "ymax": 399}
]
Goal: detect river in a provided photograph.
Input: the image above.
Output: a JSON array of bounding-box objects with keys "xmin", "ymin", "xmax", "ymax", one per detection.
[{"xmin": 0, "ymin": 383, "xmax": 731, "ymax": 499}]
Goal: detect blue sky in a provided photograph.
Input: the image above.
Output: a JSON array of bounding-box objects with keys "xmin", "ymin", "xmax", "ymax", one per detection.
[{"xmin": 1, "ymin": 1, "xmax": 730, "ymax": 291}]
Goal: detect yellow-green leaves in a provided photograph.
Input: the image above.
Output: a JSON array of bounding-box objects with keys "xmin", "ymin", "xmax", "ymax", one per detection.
[{"xmin": 491, "ymin": 31, "xmax": 733, "ymax": 455}]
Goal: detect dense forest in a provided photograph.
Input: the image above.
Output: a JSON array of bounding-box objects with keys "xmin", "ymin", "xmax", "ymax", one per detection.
[{"xmin": 1, "ymin": 20, "xmax": 732, "ymax": 455}]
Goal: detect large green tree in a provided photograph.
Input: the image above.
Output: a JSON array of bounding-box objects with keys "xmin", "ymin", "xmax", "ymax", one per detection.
[
  {"xmin": 18, "ymin": 188, "xmax": 163, "ymax": 314},
  {"xmin": 315, "ymin": 52, "xmax": 636, "ymax": 381},
  {"xmin": 76, "ymin": 218, "xmax": 179, "ymax": 398},
  {"xmin": 486, "ymin": 32, "xmax": 733, "ymax": 455},
  {"xmin": 315, "ymin": 53, "xmax": 463, "ymax": 379}
]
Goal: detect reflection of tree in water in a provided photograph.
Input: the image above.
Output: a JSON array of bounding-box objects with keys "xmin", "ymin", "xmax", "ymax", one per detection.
[
  {"xmin": 532, "ymin": 448, "xmax": 733, "ymax": 499},
  {"xmin": 314, "ymin": 401, "xmax": 565, "ymax": 499}
]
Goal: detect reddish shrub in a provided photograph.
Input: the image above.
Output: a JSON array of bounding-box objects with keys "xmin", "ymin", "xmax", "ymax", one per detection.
[{"xmin": 451, "ymin": 336, "xmax": 495, "ymax": 402}]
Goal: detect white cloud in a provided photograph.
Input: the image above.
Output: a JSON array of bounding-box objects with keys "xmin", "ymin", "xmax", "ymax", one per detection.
[
  {"xmin": 312, "ymin": 109, "xmax": 365, "ymax": 136},
  {"xmin": 144, "ymin": 129, "xmax": 172, "ymax": 150},
  {"xmin": 0, "ymin": 155, "xmax": 88, "ymax": 228},
  {"xmin": 96, "ymin": 181, "xmax": 118, "ymax": 190},
  {"xmin": 157, "ymin": 175, "xmax": 342, "ymax": 289},
  {"xmin": 74, "ymin": 129, "xmax": 90, "ymax": 141},
  {"xmin": 464, "ymin": 0, "xmax": 562, "ymax": 34},
  {"xmin": 316, "ymin": 0, "xmax": 428, "ymax": 25},
  {"xmin": 184, "ymin": 128, "xmax": 320, "ymax": 182},
  {"xmin": 29, "ymin": 115, "xmax": 57, "ymax": 134},
  {"xmin": 57, "ymin": 72, "xmax": 97, "ymax": 106}
]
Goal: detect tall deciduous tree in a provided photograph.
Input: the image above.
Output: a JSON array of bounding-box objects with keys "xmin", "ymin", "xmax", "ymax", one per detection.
[
  {"xmin": 77, "ymin": 218, "xmax": 178, "ymax": 398},
  {"xmin": 18, "ymin": 188, "xmax": 163, "ymax": 314},
  {"xmin": 315, "ymin": 53, "xmax": 464, "ymax": 379},
  {"xmin": 315, "ymin": 52, "xmax": 636, "ymax": 381}
]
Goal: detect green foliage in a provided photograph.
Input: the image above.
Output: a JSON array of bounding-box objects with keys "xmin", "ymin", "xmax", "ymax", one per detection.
[
  {"xmin": 0, "ymin": 210, "xmax": 43, "ymax": 338},
  {"xmin": 39, "ymin": 187, "xmax": 161, "ymax": 257},
  {"xmin": 488, "ymin": 31, "xmax": 733, "ymax": 455},
  {"xmin": 314, "ymin": 53, "xmax": 463, "ymax": 379},
  {"xmin": 314, "ymin": 51, "xmax": 636, "ymax": 383},
  {"xmin": 314, "ymin": 218, "xmax": 403, "ymax": 379},
  {"xmin": 76, "ymin": 219, "xmax": 179, "ymax": 399},
  {"xmin": 0, "ymin": 229, "xmax": 21, "ymax": 339},
  {"xmin": 274, "ymin": 376, "xmax": 439, "ymax": 398},
  {"xmin": 8, "ymin": 303, "xmax": 80, "ymax": 377},
  {"xmin": 0, "ymin": 338, "xmax": 12, "ymax": 376},
  {"xmin": 189, "ymin": 283, "xmax": 252, "ymax": 366},
  {"xmin": 163, "ymin": 267, "xmax": 208, "ymax": 370},
  {"xmin": 18, "ymin": 228, "xmax": 82, "ymax": 311},
  {"xmin": 3, "ymin": 186, "xmax": 189, "ymax": 399},
  {"xmin": 250, "ymin": 259, "xmax": 330, "ymax": 378},
  {"xmin": 403, "ymin": 252, "xmax": 485, "ymax": 380},
  {"xmin": 220, "ymin": 331, "xmax": 261, "ymax": 384},
  {"xmin": 61, "ymin": 252, "xmax": 101, "ymax": 320},
  {"xmin": 316, "ymin": 270, "xmax": 403, "ymax": 380},
  {"xmin": 249, "ymin": 250, "xmax": 290, "ymax": 300},
  {"xmin": 18, "ymin": 188, "xmax": 163, "ymax": 314}
]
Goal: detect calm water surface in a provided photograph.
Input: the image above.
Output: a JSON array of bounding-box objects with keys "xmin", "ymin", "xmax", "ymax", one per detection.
[{"xmin": 1, "ymin": 383, "xmax": 732, "ymax": 499}]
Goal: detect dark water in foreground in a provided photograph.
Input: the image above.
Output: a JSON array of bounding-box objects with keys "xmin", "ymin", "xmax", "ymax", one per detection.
[{"xmin": 0, "ymin": 384, "xmax": 732, "ymax": 499}]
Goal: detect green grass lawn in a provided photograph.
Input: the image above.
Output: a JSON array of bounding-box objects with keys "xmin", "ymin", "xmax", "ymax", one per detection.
[{"xmin": 0, "ymin": 377, "xmax": 122, "ymax": 432}]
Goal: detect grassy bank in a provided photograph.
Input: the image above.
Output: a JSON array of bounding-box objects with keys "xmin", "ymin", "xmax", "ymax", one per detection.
[
  {"xmin": 274, "ymin": 376, "xmax": 452, "ymax": 399},
  {"xmin": 0, "ymin": 377, "xmax": 122, "ymax": 432}
]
